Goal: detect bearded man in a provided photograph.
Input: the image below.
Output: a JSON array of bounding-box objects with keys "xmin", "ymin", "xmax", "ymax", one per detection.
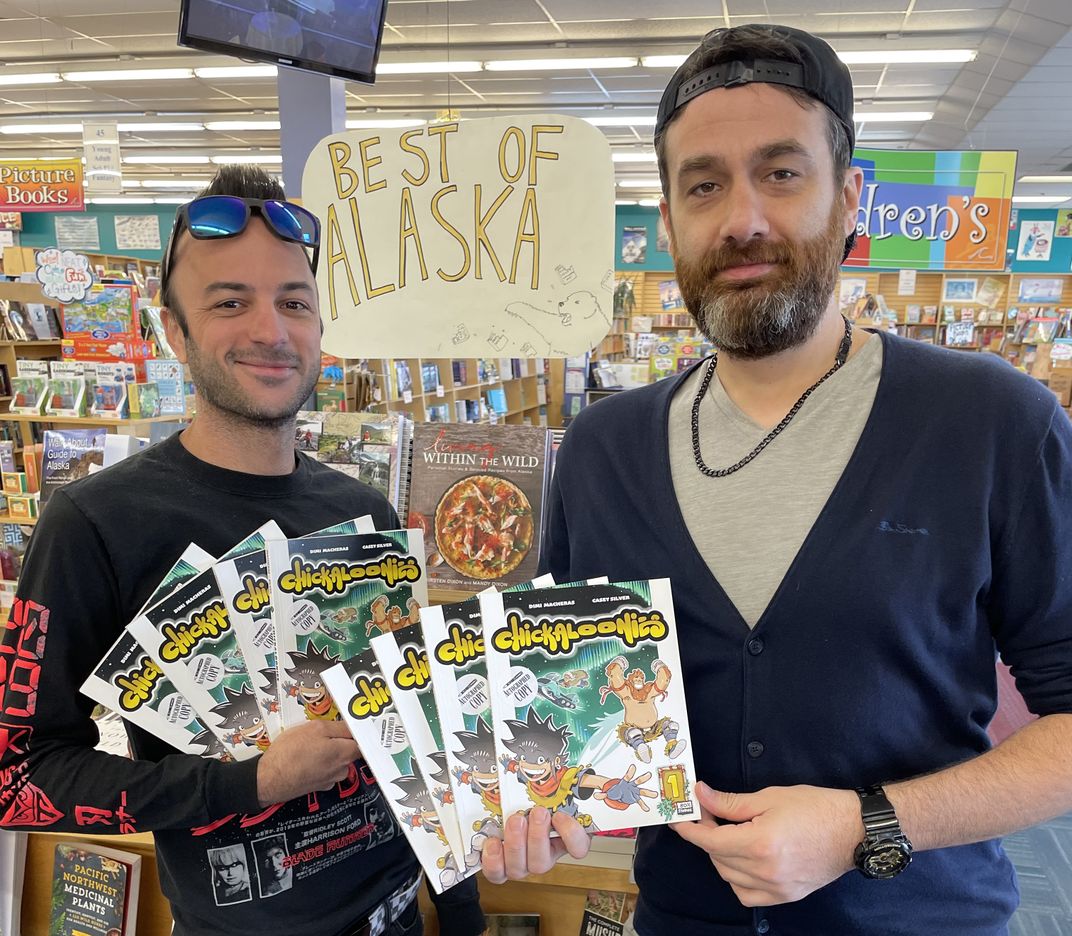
[{"xmin": 482, "ymin": 22, "xmax": 1072, "ymax": 936}]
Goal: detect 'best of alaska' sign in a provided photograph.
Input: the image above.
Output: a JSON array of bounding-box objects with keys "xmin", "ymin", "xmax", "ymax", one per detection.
[{"xmin": 301, "ymin": 115, "xmax": 615, "ymax": 359}]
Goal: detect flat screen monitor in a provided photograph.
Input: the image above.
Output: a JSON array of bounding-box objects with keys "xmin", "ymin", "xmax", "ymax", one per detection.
[{"xmin": 179, "ymin": 0, "xmax": 388, "ymax": 85}]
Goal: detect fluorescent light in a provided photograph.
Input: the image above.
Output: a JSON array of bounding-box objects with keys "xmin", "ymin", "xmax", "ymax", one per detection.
[
  {"xmin": 854, "ymin": 111, "xmax": 934, "ymax": 122},
  {"xmin": 485, "ymin": 57, "xmax": 637, "ymax": 72},
  {"xmin": 0, "ymin": 72, "xmax": 62, "ymax": 86},
  {"xmin": 123, "ymin": 154, "xmax": 211, "ymax": 164},
  {"xmin": 210, "ymin": 154, "xmax": 282, "ymax": 164},
  {"xmin": 615, "ymin": 199, "xmax": 638, "ymax": 206},
  {"xmin": 1019, "ymin": 175, "xmax": 1072, "ymax": 184},
  {"xmin": 122, "ymin": 180, "xmax": 142, "ymax": 188},
  {"xmin": 119, "ymin": 122, "xmax": 205, "ymax": 133},
  {"xmin": 194, "ymin": 65, "xmax": 278, "ymax": 79},
  {"xmin": 87, "ymin": 197, "xmax": 155, "ymax": 204},
  {"xmin": 376, "ymin": 61, "xmax": 482, "ymax": 75},
  {"xmin": 205, "ymin": 120, "xmax": 281, "ymax": 131},
  {"xmin": 638, "ymin": 198, "xmax": 660, "ymax": 207},
  {"xmin": 140, "ymin": 179, "xmax": 210, "ymax": 188},
  {"xmin": 345, "ymin": 118, "xmax": 428, "ymax": 129},
  {"xmin": 585, "ymin": 115, "xmax": 657, "ymax": 127},
  {"xmin": 1012, "ymin": 195, "xmax": 1071, "ymax": 204},
  {"xmin": 617, "ymin": 178, "xmax": 662, "ymax": 188},
  {"xmin": 1, "ymin": 122, "xmax": 205, "ymax": 135},
  {"xmin": 837, "ymin": 49, "xmax": 976, "ymax": 65},
  {"xmin": 612, "ymin": 152, "xmax": 657, "ymax": 163},
  {"xmin": 153, "ymin": 197, "xmax": 190, "ymax": 204},
  {"xmin": 62, "ymin": 68, "xmax": 194, "ymax": 82},
  {"xmin": 641, "ymin": 55, "xmax": 688, "ymax": 69},
  {"xmin": 0, "ymin": 124, "xmax": 83, "ymax": 134}
]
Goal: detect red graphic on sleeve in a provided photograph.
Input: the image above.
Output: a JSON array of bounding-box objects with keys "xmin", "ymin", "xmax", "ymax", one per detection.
[
  {"xmin": 0, "ymin": 778, "xmax": 64, "ymax": 827},
  {"xmin": 0, "ymin": 723, "xmax": 30, "ymax": 759},
  {"xmin": 0, "ymin": 599, "xmax": 50, "ymax": 720},
  {"xmin": 75, "ymin": 790, "xmax": 137, "ymax": 834}
]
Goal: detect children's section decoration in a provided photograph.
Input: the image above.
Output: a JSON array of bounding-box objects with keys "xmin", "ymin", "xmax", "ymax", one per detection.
[
  {"xmin": 846, "ymin": 149, "xmax": 1016, "ymax": 270},
  {"xmin": 302, "ymin": 115, "xmax": 615, "ymax": 358},
  {"xmin": 34, "ymin": 248, "xmax": 93, "ymax": 303},
  {"xmin": 1017, "ymin": 219, "xmax": 1055, "ymax": 262}
]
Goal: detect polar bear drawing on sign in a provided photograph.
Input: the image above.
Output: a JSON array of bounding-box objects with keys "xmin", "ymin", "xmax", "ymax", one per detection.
[{"xmin": 505, "ymin": 290, "xmax": 609, "ymax": 354}]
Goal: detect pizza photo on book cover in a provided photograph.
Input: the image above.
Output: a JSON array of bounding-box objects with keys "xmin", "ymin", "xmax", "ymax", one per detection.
[
  {"xmin": 480, "ymin": 579, "xmax": 700, "ymax": 834},
  {"xmin": 266, "ymin": 528, "xmax": 428, "ymax": 729},
  {"xmin": 407, "ymin": 424, "xmax": 551, "ymax": 593},
  {"xmin": 323, "ymin": 649, "xmax": 466, "ymax": 894}
]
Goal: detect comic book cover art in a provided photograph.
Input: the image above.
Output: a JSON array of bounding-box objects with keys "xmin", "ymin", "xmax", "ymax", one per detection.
[
  {"xmin": 125, "ymin": 530, "xmax": 277, "ymax": 760},
  {"xmin": 406, "ymin": 424, "xmax": 552, "ymax": 593},
  {"xmin": 371, "ymin": 624, "xmax": 474, "ymax": 876},
  {"xmin": 81, "ymin": 545, "xmax": 233, "ymax": 758},
  {"xmin": 323, "ymin": 650, "xmax": 460, "ymax": 894},
  {"xmin": 267, "ymin": 529, "xmax": 428, "ymax": 729},
  {"xmin": 213, "ymin": 517, "xmax": 377, "ymax": 740},
  {"xmin": 480, "ymin": 579, "xmax": 699, "ymax": 834}
]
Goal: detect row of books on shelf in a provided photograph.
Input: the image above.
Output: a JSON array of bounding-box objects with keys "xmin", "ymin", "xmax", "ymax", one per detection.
[
  {"xmin": 81, "ymin": 505, "xmax": 698, "ymax": 892},
  {"xmin": 383, "ymin": 357, "xmax": 544, "ymax": 402},
  {"xmin": 10, "ymin": 358, "xmax": 186, "ymax": 419}
]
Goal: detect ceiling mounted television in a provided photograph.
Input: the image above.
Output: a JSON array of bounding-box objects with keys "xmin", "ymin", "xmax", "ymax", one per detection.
[{"xmin": 179, "ymin": 0, "xmax": 389, "ymax": 85}]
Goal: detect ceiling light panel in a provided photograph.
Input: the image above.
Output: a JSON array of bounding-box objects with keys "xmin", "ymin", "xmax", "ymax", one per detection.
[
  {"xmin": 485, "ymin": 57, "xmax": 638, "ymax": 72},
  {"xmin": 62, "ymin": 68, "xmax": 195, "ymax": 82}
]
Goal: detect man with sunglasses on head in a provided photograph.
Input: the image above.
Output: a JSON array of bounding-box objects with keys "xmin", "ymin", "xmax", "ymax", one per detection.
[
  {"xmin": 0, "ymin": 166, "xmax": 486, "ymax": 936},
  {"xmin": 483, "ymin": 23, "xmax": 1072, "ymax": 936}
]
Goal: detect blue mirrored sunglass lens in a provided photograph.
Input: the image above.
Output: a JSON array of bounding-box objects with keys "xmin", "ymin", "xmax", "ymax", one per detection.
[
  {"xmin": 263, "ymin": 200, "xmax": 319, "ymax": 245},
  {"xmin": 186, "ymin": 196, "xmax": 248, "ymax": 237}
]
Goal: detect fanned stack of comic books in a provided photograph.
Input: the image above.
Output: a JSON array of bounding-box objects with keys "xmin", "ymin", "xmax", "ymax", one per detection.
[
  {"xmin": 79, "ymin": 514, "xmax": 419, "ymax": 762},
  {"xmin": 82, "ymin": 528, "xmax": 700, "ymax": 894},
  {"xmin": 323, "ymin": 575, "xmax": 700, "ymax": 893}
]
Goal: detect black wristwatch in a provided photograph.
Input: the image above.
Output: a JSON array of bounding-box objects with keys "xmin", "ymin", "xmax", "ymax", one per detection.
[{"xmin": 853, "ymin": 785, "xmax": 913, "ymax": 879}]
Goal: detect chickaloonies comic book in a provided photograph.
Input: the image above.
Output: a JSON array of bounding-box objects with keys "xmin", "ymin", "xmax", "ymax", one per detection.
[
  {"xmin": 421, "ymin": 575, "xmax": 560, "ymax": 857},
  {"xmin": 266, "ymin": 529, "xmax": 428, "ymax": 729},
  {"xmin": 480, "ymin": 579, "xmax": 699, "ymax": 833},
  {"xmin": 322, "ymin": 649, "xmax": 462, "ymax": 894},
  {"xmin": 81, "ymin": 544, "xmax": 233, "ymax": 759},
  {"xmin": 371, "ymin": 623, "xmax": 474, "ymax": 876},
  {"xmin": 125, "ymin": 526, "xmax": 281, "ymax": 760},
  {"xmin": 213, "ymin": 516, "xmax": 377, "ymax": 740}
]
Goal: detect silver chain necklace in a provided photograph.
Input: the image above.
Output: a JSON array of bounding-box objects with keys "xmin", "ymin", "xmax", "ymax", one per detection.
[{"xmin": 691, "ymin": 315, "xmax": 854, "ymax": 478}]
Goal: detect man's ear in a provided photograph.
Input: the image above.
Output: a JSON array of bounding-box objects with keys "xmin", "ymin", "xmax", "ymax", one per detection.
[{"xmin": 161, "ymin": 307, "xmax": 189, "ymax": 364}]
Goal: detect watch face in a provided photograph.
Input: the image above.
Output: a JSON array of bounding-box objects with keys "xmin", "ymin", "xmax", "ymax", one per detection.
[{"xmin": 862, "ymin": 841, "xmax": 912, "ymax": 879}]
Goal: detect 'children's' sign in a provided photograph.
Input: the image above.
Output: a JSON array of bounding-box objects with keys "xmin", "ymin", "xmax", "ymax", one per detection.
[
  {"xmin": 846, "ymin": 148, "xmax": 1016, "ymax": 271},
  {"xmin": 301, "ymin": 115, "xmax": 615, "ymax": 358}
]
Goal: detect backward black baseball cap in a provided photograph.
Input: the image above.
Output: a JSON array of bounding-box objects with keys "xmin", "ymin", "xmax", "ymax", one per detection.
[{"xmin": 654, "ymin": 24, "xmax": 855, "ymax": 151}]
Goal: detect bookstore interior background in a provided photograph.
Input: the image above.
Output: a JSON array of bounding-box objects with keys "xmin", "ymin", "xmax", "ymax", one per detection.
[{"xmin": 2, "ymin": 1, "xmax": 1072, "ymax": 934}]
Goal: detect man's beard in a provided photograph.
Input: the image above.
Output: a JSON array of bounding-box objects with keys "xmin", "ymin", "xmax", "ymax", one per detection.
[
  {"xmin": 673, "ymin": 201, "xmax": 847, "ymax": 360},
  {"xmin": 185, "ymin": 336, "xmax": 317, "ymax": 430}
]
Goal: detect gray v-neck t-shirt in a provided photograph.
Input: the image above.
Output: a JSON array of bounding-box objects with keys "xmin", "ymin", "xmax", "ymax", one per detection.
[{"xmin": 668, "ymin": 334, "xmax": 884, "ymax": 628}]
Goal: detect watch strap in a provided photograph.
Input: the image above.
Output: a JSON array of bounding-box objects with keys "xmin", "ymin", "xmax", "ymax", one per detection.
[{"xmin": 856, "ymin": 784, "xmax": 903, "ymax": 838}]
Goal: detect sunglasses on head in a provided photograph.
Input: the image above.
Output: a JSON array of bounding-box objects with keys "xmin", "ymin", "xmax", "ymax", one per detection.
[{"xmin": 161, "ymin": 195, "xmax": 321, "ymax": 291}]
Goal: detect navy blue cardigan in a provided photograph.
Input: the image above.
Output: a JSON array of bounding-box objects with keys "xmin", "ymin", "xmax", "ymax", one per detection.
[{"xmin": 540, "ymin": 331, "xmax": 1072, "ymax": 936}]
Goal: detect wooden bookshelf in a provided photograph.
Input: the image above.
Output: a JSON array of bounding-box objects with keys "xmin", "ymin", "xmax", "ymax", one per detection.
[{"xmin": 360, "ymin": 356, "xmax": 557, "ymax": 428}]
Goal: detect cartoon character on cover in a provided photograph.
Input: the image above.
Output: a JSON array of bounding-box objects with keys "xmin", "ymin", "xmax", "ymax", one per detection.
[
  {"xmin": 319, "ymin": 606, "xmax": 357, "ymax": 641},
  {"xmin": 192, "ymin": 725, "xmax": 233, "ymax": 762},
  {"xmin": 451, "ymin": 717, "xmax": 504, "ymax": 866},
  {"xmin": 500, "ymin": 708, "xmax": 658, "ymax": 828},
  {"xmin": 282, "ymin": 642, "xmax": 341, "ymax": 720},
  {"xmin": 601, "ymin": 656, "xmax": 687, "ymax": 764},
  {"xmin": 258, "ymin": 666, "xmax": 280, "ymax": 714},
  {"xmin": 365, "ymin": 595, "xmax": 422, "ymax": 637},
  {"xmin": 394, "ymin": 756, "xmax": 464, "ymax": 889},
  {"xmin": 211, "ymin": 684, "xmax": 271, "ymax": 751}
]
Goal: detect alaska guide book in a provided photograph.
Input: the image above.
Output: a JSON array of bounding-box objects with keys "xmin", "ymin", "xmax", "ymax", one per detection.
[
  {"xmin": 479, "ymin": 579, "xmax": 700, "ymax": 833},
  {"xmin": 406, "ymin": 424, "xmax": 551, "ymax": 593}
]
